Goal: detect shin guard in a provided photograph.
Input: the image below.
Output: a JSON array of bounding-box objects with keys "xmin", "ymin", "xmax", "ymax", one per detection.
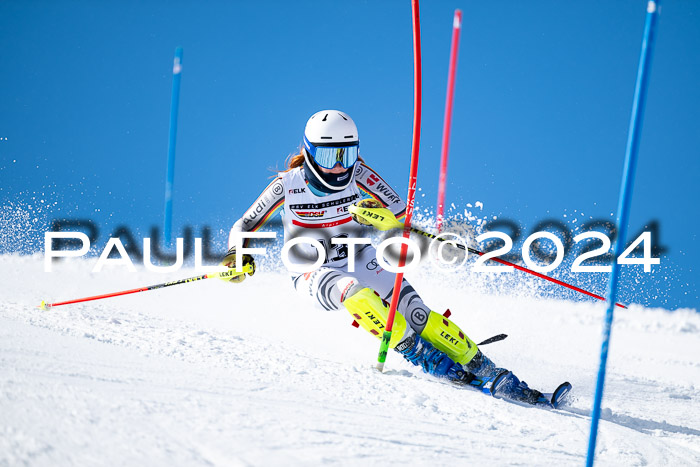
[
  {"xmin": 342, "ymin": 287, "xmax": 408, "ymax": 349},
  {"xmin": 420, "ymin": 311, "xmax": 479, "ymax": 365}
]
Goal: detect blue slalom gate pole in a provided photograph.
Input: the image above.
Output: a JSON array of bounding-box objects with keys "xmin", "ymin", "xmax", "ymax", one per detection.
[
  {"xmin": 586, "ymin": 2, "xmax": 659, "ymax": 466},
  {"xmin": 164, "ymin": 47, "xmax": 183, "ymax": 246}
]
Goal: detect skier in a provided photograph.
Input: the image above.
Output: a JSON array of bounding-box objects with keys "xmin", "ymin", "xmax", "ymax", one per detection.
[{"xmin": 223, "ymin": 109, "xmax": 569, "ymax": 407}]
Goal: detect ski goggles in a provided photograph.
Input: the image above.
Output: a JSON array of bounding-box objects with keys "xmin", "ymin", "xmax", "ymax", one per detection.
[{"xmin": 304, "ymin": 136, "xmax": 359, "ymax": 169}]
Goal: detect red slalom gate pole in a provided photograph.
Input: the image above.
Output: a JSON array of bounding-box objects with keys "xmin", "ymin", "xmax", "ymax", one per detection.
[
  {"xmin": 436, "ymin": 9, "xmax": 462, "ymax": 232},
  {"xmin": 377, "ymin": 0, "xmax": 422, "ymax": 371},
  {"xmin": 38, "ymin": 265, "xmax": 252, "ymax": 310}
]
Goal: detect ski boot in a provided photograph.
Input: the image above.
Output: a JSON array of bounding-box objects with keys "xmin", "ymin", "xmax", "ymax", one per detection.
[
  {"xmin": 491, "ymin": 370, "xmax": 551, "ymax": 405},
  {"xmin": 394, "ymin": 333, "xmax": 477, "ymax": 383}
]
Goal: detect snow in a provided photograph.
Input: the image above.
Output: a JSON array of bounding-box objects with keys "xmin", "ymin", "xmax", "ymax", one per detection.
[{"xmin": 1, "ymin": 254, "xmax": 699, "ymax": 466}]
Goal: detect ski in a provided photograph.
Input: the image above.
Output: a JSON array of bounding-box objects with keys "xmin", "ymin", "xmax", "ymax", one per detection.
[
  {"xmin": 524, "ymin": 381, "xmax": 572, "ymax": 409},
  {"xmin": 543, "ymin": 381, "xmax": 572, "ymax": 409}
]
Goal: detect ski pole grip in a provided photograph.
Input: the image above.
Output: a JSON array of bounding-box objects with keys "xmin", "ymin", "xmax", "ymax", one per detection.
[
  {"xmin": 348, "ymin": 205, "xmax": 403, "ymax": 231},
  {"xmin": 215, "ymin": 263, "xmax": 254, "ymax": 281}
]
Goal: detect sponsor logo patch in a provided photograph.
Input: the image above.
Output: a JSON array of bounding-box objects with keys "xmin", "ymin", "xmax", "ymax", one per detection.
[
  {"xmin": 243, "ymin": 198, "xmax": 268, "ymax": 225},
  {"xmin": 271, "ymin": 182, "xmax": 284, "ymax": 196},
  {"xmin": 411, "ymin": 309, "xmax": 428, "ymax": 326},
  {"xmin": 289, "ymin": 194, "xmax": 359, "ymax": 210},
  {"xmin": 296, "ymin": 210, "xmax": 326, "ymax": 218},
  {"xmin": 395, "ymin": 334, "xmax": 416, "ymax": 353}
]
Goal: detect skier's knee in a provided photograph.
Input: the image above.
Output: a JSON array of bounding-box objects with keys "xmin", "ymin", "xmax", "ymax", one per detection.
[
  {"xmin": 339, "ymin": 278, "xmax": 408, "ymax": 348},
  {"xmin": 420, "ymin": 311, "xmax": 479, "ymax": 365}
]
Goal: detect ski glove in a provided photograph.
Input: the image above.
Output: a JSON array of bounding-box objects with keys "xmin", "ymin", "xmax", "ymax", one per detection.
[
  {"xmin": 350, "ymin": 198, "xmax": 383, "ymax": 225},
  {"xmin": 349, "ymin": 199, "xmax": 403, "ymax": 231},
  {"xmin": 221, "ymin": 247, "xmax": 256, "ymax": 283}
]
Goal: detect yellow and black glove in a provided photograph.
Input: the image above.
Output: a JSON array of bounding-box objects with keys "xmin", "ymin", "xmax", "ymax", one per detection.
[
  {"xmin": 350, "ymin": 198, "xmax": 383, "ymax": 225},
  {"xmin": 349, "ymin": 199, "xmax": 403, "ymax": 231},
  {"xmin": 221, "ymin": 247, "xmax": 256, "ymax": 283}
]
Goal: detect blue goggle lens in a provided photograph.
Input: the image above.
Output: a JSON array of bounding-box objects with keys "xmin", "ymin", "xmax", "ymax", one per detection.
[{"xmin": 305, "ymin": 137, "xmax": 359, "ymax": 169}]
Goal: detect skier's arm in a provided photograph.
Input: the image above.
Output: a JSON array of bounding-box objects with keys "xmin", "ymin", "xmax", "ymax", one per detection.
[
  {"xmin": 227, "ymin": 177, "xmax": 285, "ymax": 250},
  {"xmin": 354, "ymin": 162, "xmax": 407, "ymax": 222},
  {"xmin": 221, "ymin": 177, "xmax": 284, "ymax": 283}
]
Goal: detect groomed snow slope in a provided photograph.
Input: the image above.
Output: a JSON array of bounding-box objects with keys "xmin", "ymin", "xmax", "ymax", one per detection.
[{"xmin": 1, "ymin": 255, "xmax": 698, "ymax": 466}]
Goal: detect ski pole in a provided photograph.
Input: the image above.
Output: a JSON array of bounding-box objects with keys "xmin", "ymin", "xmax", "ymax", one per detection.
[
  {"xmin": 38, "ymin": 264, "xmax": 253, "ymax": 310},
  {"xmin": 411, "ymin": 225, "xmax": 627, "ymax": 308},
  {"xmin": 349, "ymin": 205, "xmax": 627, "ymax": 309},
  {"xmin": 477, "ymin": 334, "xmax": 507, "ymax": 346}
]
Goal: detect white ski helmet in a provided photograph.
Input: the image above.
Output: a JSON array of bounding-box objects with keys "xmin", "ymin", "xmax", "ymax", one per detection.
[
  {"xmin": 302, "ymin": 110, "xmax": 360, "ymax": 192},
  {"xmin": 304, "ymin": 110, "xmax": 359, "ymax": 146}
]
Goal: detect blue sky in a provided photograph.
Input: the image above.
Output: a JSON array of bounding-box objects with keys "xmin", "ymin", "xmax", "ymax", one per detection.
[{"xmin": 1, "ymin": 0, "xmax": 698, "ymax": 310}]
